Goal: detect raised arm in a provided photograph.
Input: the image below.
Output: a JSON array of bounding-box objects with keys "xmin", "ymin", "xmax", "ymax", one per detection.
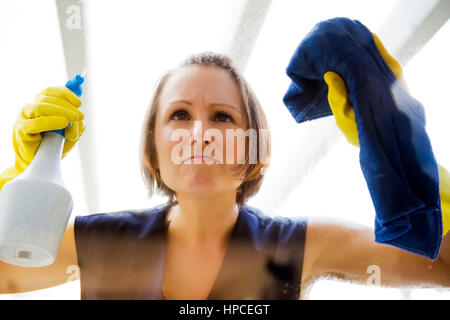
[{"xmin": 300, "ymin": 216, "xmax": 450, "ymax": 297}]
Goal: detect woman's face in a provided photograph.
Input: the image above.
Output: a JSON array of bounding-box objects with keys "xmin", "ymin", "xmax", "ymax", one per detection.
[{"xmin": 154, "ymin": 64, "xmax": 247, "ymax": 198}]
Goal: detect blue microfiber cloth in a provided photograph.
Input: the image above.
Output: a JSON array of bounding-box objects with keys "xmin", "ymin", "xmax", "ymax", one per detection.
[{"xmin": 283, "ymin": 17, "xmax": 442, "ymax": 259}]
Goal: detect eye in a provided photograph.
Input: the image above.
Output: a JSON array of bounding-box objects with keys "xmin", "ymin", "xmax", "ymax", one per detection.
[
  {"xmin": 170, "ymin": 109, "xmax": 234, "ymax": 123},
  {"xmin": 170, "ymin": 109, "xmax": 189, "ymax": 121},
  {"xmin": 214, "ymin": 111, "xmax": 234, "ymax": 123}
]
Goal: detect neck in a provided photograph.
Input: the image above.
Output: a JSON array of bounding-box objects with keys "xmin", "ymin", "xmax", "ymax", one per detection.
[{"xmin": 167, "ymin": 191, "xmax": 240, "ymax": 248}]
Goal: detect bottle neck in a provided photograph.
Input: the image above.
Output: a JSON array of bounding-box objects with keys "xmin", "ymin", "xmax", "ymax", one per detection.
[{"xmin": 18, "ymin": 132, "xmax": 65, "ymax": 185}]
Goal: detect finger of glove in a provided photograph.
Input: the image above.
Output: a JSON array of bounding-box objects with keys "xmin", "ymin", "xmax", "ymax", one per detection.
[
  {"xmin": 324, "ymin": 71, "xmax": 359, "ymax": 147},
  {"xmin": 22, "ymin": 102, "xmax": 83, "ymax": 123},
  {"xmin": 372, "ymin": 33, "xmax": 411, "ymax": 93},
  {"xmin": 62, "ymin": 140, "xmax": 76, "ymax": 159},
  {"xmin": 13, "ymin": 113, "xmax": 42, "ymax": 142},
  {"xmin": 439, "ymin": 164, "xmax": 450, "ymax": 236},
  {"xmin": 32, "ymin": 95, "xmax": 84, "ymax": 120},
  {"xmin": 372, "ymin": 33, "xmax": 403, "ymax": 79},
  {"xmin": 64, "ymin": 121, "xmax": 85, "ymax": 142},
  {"xmin": 439, "ymin": 164, "xmax": 450, "ymax": 202},
  {"xmin": 324, "ymin": 72, "xmax": 350, "ymax": 114},
  {"xmin": 17, "ymin": 116, "xmax": 69, "ymax": 135},
  {"xmin": 36, "ymin": 87, "xmax": 82, "ymax": 108},
  {"xmin": 62, "ymin": 122, "xmax": 85, "ymax": 158}
]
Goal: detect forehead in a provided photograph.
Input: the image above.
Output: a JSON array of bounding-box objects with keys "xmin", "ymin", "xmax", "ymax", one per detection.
[{"xmin": 159, "ymin": 65, "xmax": 242, "ymax": 106}]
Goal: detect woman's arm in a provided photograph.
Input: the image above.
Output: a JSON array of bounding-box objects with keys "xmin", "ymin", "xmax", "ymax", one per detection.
[
  {"xmin": 301, "ymin": 216, "xmax": 450, "ymax": 292},
  {"xmin": 0, "ymin": 222, "xmax": 78, "ymax": 294}
]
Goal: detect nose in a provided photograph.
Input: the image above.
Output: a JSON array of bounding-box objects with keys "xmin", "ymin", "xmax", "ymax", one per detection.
[{"xmin": 190, "ymin": 120, "xmax": 211, "ymax": 146}]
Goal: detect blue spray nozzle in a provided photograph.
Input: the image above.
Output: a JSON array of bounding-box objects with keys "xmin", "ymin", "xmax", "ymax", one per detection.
[
  {"xmin": 65, "ymin": 74, "xmax": 85, "ymax": 97},
  {"xmin": 51, "ymin": 74, "xmax": 85, "ymax": 137}
]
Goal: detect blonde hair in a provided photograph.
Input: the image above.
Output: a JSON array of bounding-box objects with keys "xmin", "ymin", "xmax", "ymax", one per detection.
[{"xmin": 139, "ymin": 52, "xmax": 271, "ymax": 208}]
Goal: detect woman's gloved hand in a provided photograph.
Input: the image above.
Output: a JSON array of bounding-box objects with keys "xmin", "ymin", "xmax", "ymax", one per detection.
[
  {"xmin": 324, "ymin": 33, "xmax": 449, "ymax": 236},
  {"xmin": 438, "ymin": 165, "xmax": 450, "ymax": 237},
  {"xmin": 323, "ymin": 33, "xmax": 403, "ymax": 147},
  {"xmin": 0, "ymin": 86, "xmax": 85, "ymax": 190}
]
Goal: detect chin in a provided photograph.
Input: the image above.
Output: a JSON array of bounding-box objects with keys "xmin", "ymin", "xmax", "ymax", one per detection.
[
  {"xmin": 187, "ymin": 177, "xmax": 216, "ymax": 191},
  {"xmin": 175, "ymin": 186, "xmax": 218, "ymax": 198}
]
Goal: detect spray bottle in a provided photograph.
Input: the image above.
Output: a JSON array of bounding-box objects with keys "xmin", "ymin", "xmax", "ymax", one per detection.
[{"xmin": 0, "ymin": 75, "xmax": 84, "ymax": 267}]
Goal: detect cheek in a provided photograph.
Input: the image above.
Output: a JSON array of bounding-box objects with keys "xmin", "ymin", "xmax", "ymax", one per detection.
[
  {"xmin": 156, "ymin": 126, "xmax": 180, "ymax": 165},
  {"xmin": 153, "ymin": 125, "xmax": 172, "ymax": 172},
  {"xmin": 223, "ymin": 131, "xmax": 247, "ymax": 165},
  {"xmin": 204, "ymin": 129, "xmax": 243, "ymax": 166}
]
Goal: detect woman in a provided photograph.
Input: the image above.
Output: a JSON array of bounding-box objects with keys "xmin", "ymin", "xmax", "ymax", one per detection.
[{"xmin": 0, "ymin": 52, "xmax": 449, "ymax": 300}]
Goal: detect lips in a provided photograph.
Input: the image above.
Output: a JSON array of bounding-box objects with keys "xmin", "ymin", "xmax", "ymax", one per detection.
[{"xmin": 183, "ymin": 155, "xmax": 221, "ymax": 164}]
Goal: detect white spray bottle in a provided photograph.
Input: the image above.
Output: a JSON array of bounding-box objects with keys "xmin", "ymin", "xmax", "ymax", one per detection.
[{"xmin": 0, "ymin": 75, "xmax": 84, "ymax": 267}]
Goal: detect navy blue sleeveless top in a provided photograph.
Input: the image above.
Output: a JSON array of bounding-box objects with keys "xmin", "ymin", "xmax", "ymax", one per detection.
[{"xmin": 74, "ymin": 202, "xmax": 307, "ymax": 300}]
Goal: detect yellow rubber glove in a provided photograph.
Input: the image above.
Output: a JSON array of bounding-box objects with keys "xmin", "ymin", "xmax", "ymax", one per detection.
[
  {"xmin": 323, "ymin": 33, "xmax": 449, "ymax": 237},
  {"xmin": 0, "ymin": 86, "xmax": 85, "ymax": 191},
  {"xmin": 438, "ymin": 165, "xmax": 450, "ymax": 237}
]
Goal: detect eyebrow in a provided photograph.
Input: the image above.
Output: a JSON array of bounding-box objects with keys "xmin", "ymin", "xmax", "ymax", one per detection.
[{"xmin": 169, "ymin": 99, "xmax": 242, "ymax": 113}]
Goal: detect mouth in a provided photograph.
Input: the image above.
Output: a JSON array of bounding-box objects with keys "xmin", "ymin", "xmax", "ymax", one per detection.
[{"xmin": 182, "ymin": 155, "xmax": 222, "ymax": 164}]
